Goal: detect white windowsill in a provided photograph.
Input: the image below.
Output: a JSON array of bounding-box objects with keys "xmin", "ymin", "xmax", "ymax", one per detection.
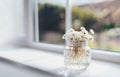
[
  {"xmin": 27, "ymin": 42, "xmax": 120, "ymax": 63},
  {"xmin": 0, "ymin": 48, "xmax": 120, "ymax": 77}
]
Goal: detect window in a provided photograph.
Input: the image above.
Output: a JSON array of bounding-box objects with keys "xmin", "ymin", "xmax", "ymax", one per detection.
[
  {"xmin": 35, "ymin": 0, "xmax": 120, "ymax": 53},
  {"xmin": 71, "ymin": 0, "xmax": 120, "ymax": 52},
  {"xmin": 23, "ymin": 0, "xmax": 120, "ymax": 63},
  {"xmin": 37, "ymin": 0, "xmax": 66, "ymax": 45}
]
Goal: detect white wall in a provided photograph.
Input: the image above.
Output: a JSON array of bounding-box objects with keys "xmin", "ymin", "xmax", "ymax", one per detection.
[{"xmin": 0, "ymin": 0, "xmax": 25, "ymax": 48}]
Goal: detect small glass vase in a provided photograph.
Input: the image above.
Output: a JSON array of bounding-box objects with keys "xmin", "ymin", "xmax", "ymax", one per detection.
[{"xmin": 64, "ymin": 40, "xmax": 91, "ymax": 72}]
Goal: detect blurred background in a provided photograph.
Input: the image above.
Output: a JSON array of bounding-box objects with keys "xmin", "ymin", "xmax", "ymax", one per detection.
[{"xmin": 38, "ymin": 0, "xmax": 120, "ymax": 52}]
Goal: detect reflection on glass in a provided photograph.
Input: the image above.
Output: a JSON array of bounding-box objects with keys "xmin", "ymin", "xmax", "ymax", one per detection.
[
  {"xmin": 38, "ymin": 0, "xmax": 66, "ymax": 44},
  {"xmin": 71, "ymin": 0, "xmax": 120, "ymax": 52}
]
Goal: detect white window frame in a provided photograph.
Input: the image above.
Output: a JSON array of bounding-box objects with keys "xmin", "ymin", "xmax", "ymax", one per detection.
[{"xmin": 24, "ymin": 0, "xmax": 120, "ymax": 63}]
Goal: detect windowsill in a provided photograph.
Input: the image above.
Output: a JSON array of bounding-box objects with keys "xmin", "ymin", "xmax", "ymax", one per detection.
[
  {"xmin": 28, "ymin": 42, "xmax": 120, "ymax": 63},
  {"xmin": 0, "ymin": 48, "xmax": 120, "ymax": 77}
]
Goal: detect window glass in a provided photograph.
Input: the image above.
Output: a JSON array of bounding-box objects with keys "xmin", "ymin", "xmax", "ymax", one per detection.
[
  {"xmin": 37, "ymin": 0, "xmax": 120, "ymax": 52},
  {"xmin": 38, "ymin": 0, "xmax": 66, "ymax": 45},
  {"xmin": 71, "ymin": 0, "xmax": 120, "ymax": 52}
]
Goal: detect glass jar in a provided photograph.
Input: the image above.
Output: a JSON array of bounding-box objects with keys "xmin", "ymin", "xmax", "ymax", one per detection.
[{"xmin": 64, "ymin": 40, "xmax": 91, "ymax": 71}]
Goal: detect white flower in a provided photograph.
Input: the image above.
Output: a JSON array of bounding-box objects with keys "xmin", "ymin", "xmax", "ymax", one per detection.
[
  {"xmin": 62, "ymin": 34, "xmax": 65, "ymax": 39},
  {"xmin": 89, "ymin": 29, "xmax": 94, "ymax": 35},
  {"xmin": 81, "ymin": 27, "xmax": 88, "ymax": 34},
  {"xmin": 84, "ymin": 30, "xmax": 88, "ymax": 34},
  {"xmin": 84, "ymin": 34, "xmax": 93, "ymax": 41},
  {"xmin": 62, "ymin": 27, "xmax": 94, "ymax": 41},
  {"xmin": 80, "ymin": 27, "xmax": 85, "ymax": 30}
]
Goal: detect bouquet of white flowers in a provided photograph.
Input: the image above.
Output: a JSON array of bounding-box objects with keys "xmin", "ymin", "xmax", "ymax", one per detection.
[{"xmin": 62, "ymin": 27, "xmax": 94, "ymax": 41}]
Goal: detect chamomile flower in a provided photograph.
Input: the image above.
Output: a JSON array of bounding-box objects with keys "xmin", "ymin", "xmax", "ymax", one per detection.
[
  {"xmin": 80, "ymin": 27, "xmax": 85, "ymax": 31},
  {"xmin": 62, "ymin": 27, "xmax": 94, "ymax": 41},
  {"xmin": 89, "ymin": 29, "xmax": 94, "ymax": 35}
]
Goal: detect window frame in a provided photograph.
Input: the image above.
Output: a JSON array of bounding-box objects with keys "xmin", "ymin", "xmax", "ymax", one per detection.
[{"xmin": 24, "ymin": 0, "xmax": 120, "ymax": 63}]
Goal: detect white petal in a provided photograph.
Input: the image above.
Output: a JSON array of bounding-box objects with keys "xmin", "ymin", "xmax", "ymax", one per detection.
[{"xmin": 90, "ymin": 29, "xmax": 94, "ymax": 35}]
